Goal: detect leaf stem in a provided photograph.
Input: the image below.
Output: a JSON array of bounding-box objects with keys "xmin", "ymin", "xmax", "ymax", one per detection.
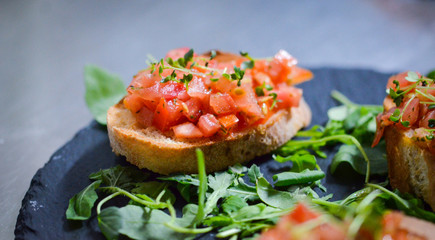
[
  {"xmin": 192, "ymin": 149, "xmax": 207, "ymax": 225},
  {"xmin": 285, "ymin": 134, "xmax": 371, "ymax": 183},
  {"xmin": 96, "ymin": 191, "xmax": 121, "ymax": 215}
]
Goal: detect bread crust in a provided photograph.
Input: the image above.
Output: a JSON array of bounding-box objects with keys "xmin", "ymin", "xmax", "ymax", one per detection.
[
  {"xmin": 107, "ymin": 99, "xmax": 311, "ymax": 175},
  {"xmin": 385, "ymin": 126, "xmax": 435, "ymax": 210}
]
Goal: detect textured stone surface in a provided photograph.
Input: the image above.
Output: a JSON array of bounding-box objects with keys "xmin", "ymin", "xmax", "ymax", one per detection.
[{"xmin": 15, "ymin": 68, "xmax": 390, "ymax": 239}]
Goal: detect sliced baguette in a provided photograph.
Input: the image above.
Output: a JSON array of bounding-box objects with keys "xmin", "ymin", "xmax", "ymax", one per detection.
[
  {"xmin": 384, "ymin": 126, "xmax": 435, "ymax": 210},
  {"xmin": 107, "ymin": 98, "xmax": 311, "ymax": 175}
]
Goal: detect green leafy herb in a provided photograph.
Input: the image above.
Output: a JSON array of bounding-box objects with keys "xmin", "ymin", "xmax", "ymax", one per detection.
[
  {"xmin": 273, "ymin": 170, "xmax": 325, "ymax": 187},
  {"xmin": 269, "ymin": 92, "xmax": 279, "ymax": 109},
  {"xmin": 210, "ymin": 50, "xmax": 217, "ymax": 60},
  {"xmin": 66, "ymin": 180, "xmax": 101, "ymax": 220},
  {"xmin": 84, "ymin": 65, "xmax": 126, "ymax": 125},
  {"xmin": 428, "ymin": 69, "xmax": 435, "ymax": 80}
]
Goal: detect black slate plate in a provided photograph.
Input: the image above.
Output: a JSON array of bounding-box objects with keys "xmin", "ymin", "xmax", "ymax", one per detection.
[{"xmin": 15, "ymin": 68, "xmax": 391, "ymax": 240}]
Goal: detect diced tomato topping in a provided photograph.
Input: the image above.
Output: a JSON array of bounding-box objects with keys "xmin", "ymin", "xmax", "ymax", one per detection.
[
  {"xmin": 135, "ymin": 106, "xmax": 154, "ymax": 127},
  {"xmin": 182, "ymin": 98, "xmax": 202, "ymax": 122},
  {"xmin": 232, "ymin": 82, "xmax": 264, "ymax": 124},
  {"xmin": 188, "ymin": 76, "xmax": 209, "ymax": 101},
  {"xmin": 287, "ymin": 203, "xmax": 319, "ymax": 224},
  {"xmin": 288, "ymin": 66, "xmax": 314, "ymax": 85},
  {"xmin": 159, "ymin": 81, "xmax": 187, "ymax": 100},
  {"xmin": 218, "ymin": 114, "xmax": 239, "ymax": 133},
  {"xmin": 275, "ymin": 84, "xmax": 302, "ymax": 109},
  {"xmin": 124, "ymin": 49, "xmax": 311, "ymax": 137},
  {"xmin": 400, "ymin": 97, "xmax": 420, "ymax": 127},
  {"xmin": 197, "ymin": 114, "xmax": 220, "ymax": 137},
  {"xmin": 210, "ymin": 93, "xmax": 237, "ymax": 115},
  {"xmin": 173, "ymin": 122, "xmax": 203, "ymax": 138},
  {"xmin": 386, "ymin": 72, "xmax": 417, "ymax": 90},
  {"xmin": 419, "ymin": 110, "xmax": 435, "ymax": 129},
  {"xmin": 268, "ymin": 50, "xmax": 297, "ymax": 83},
  {"xmin": 153, "ymin": 98, "xmax": 184, "ymax": 131},
  {"xmin": 165, "ymin": 47, "xmax": 191, "ymax": 60},
  {"xmin": 123, "ymin": 94, "xmax": 144, "ymax": 113}
]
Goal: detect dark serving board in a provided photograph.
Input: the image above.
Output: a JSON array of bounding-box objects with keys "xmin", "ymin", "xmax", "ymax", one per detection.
[{"xmin": 15, "ymin": 68, "xmax": 391, "ymax": 240}]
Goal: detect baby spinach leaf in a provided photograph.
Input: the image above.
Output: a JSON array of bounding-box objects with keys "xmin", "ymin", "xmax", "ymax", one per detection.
[
  {"xmin": 273, "ymin": 170, "xmax": 325, "ymax": 187},
  {"xmin": 331, "ymin": 141, "xmax": 387, "ymax": 176},
  {"xmin": 66, "ymin": 180, "xmax": 101, "ymax": 220},
  {"xmin": 256, "ymin": 177, "xmax": 295, "ymax": 209},
  {"xmin": 84, "ymin": 65, "xmax": 126, "ymax": 125}
]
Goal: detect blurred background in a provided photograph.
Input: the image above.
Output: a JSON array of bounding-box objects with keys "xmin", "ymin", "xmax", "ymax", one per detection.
[{"xmin": 1, "ymin": 0, "xmax": 435, "ymax": 238}]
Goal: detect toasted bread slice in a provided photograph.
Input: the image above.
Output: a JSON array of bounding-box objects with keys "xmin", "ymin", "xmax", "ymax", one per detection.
[
  {"xmin": 107, "ymin": 98, "xmax": 311, "ymax": 175},
  {"xmin": 384, "ymin": 126, "xmax": 435, "ymax": 210}
]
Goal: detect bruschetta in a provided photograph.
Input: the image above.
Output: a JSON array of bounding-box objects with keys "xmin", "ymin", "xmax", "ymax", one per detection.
[
  {"xmin": 259, "ymin": 202, "xmax": 435, "ymax": 240},
  {"xmin": 372, "ymin": 71, "xmax": 435, "ymax": 210},
  {"xmin": 107, "ymin": 48, "xmax": 312, "ymax": 174}
]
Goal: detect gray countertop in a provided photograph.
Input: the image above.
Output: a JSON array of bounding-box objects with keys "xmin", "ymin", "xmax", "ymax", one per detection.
[{"xmin": 1, "ymin": 0, "xmax": 435, "ymax": 239}]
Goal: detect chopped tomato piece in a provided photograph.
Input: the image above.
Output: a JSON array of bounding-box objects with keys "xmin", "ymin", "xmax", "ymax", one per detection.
[
  {"xmin": 400, "ymin": 97, "xmax": 420, "ymax": 127},
  {"xmin": 187, "ymin": 76, "xmax": 209, "ymax": 101},
  {"xmin": 275, "ymin": 84, "xmax": 302, "ymax": 109},
  {"xmin": 210, "ymin": 93, "xmax": 237, "ymax": 115},
  {"xmin": 386, "ymin": 72, "xmax": 417, "ymax": 90},
  {"xmin": 153, "ymin": 98, "xmax": 184, "ymax": 131},
  {"xmin": 123, "ymin": 94, "xmax": 143, "ymax": 113},
  {"xmin": 182, "ymin": 98, "xmax": 202, "ymax": 122},
  {"xmin": 268, "ymin": 50, "xmax": 297, "ymax": 83},
  {"xmin": 197, "ymin": 114, "xmax": 220, "ymax": 137},
  {"xmin": 173, "ymin": 122, "xmax": 203, "ymax": 138},
  {"xmin": 232, "ymin": 82, "xmax": 264, "ymax": 123},
  {"xmin": 288, "ymin": 66, "xmax": 314, "ymax": 85},
  {"xmin": 135, "ymin": 106, "xmax": 153, "ymax": 127},
  {"xmin": 419, "ymin": 110, "xmax": 435, "ymax": 129},
  {"xmin": 159, "ymin": 81, "xmax": 187, "ymax": 100},
  {"xmin": 165, "ymin": 47, "xmax": 191, "ymax": 60},
  {"xmin": 287, "ymin": 203, "xmax": 319, "ymax": 224},
  {"xmin": 218, "ymin": 114, "xmax": 239, "ymax": 133}
]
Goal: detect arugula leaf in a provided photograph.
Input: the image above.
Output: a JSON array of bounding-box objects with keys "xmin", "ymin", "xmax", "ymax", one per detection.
[
  {"xmin": 84, "ymin": 65, "xmax": 126, "ymax": 125},
  {"xmin": 99, "ymin": 205, "xmax": 194, "ymax": 240},
  {"xmin": 66, "ymin": 180, "xmax": 101, "ymax": 220},
  {"xmin": 273, "ymin": 170, "xmax": 325, "ymax": 187},
  {"xmin": 132, "ymin": 182, "xmax": 175, "ymax": 204},
  {"xmin": 158, "ymin": 174, "xmax": 200, "ymax": 186},
  {"xmin": 331, "ymin": 141, "xmax": 387, "ymax": 176},
  {"xmin": 247, "ymin": 164, "xmax": 263, "ymax": 183},
  {"xmin": 90, "ymin": 165, "xmax": 149, "ymax": 190},
  {"xmin": 227, "ymin": 180, "xmax": 260, "ymax": 202},
  {"xmin": 204, "ymin": 171, "xmax": 235, "ymax": 216},
  {"xmin": 256, "ymin": 177, "xmax": 295, "ymax": 209},
  {"xmin": 98, "ymin": 206, "xmax": 123, "ymax": 240},
  {"xmin": 273, "ymin": 154, "xmax": 317, "ymax": 172},
  {"xmin": 222, "ymin": 196, "xmax": 248, "ymax": 214}
]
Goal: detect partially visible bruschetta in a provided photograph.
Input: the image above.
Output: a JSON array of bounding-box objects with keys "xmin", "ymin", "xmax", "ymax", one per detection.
[
  {"xmin": 259, "ymin": 203, "xmax": 435, "ymax": 240},
  {"xmin": 107, "ymin": 48, "xmax": 312, "ymax": 174},
  {"xmin": 373, "ymin": 72, "xmax": 435, "ymax": 210}
]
